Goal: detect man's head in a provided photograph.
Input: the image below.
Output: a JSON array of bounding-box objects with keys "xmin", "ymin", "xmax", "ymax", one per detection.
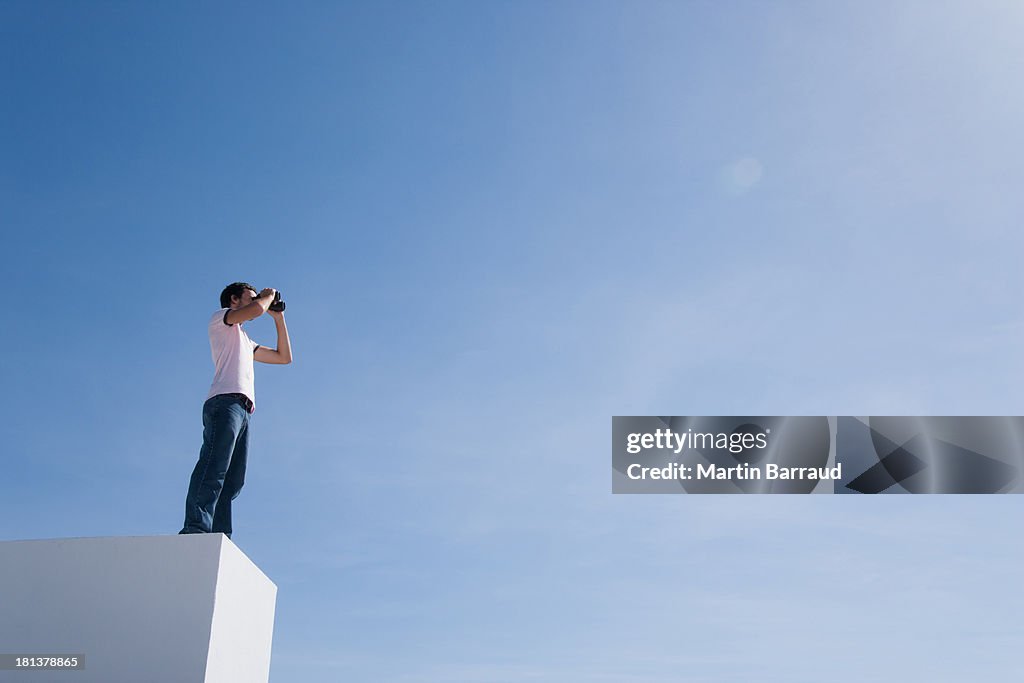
[{"xmin": 220, "ymin": 282, "xmax": 258, "ymax": 310}]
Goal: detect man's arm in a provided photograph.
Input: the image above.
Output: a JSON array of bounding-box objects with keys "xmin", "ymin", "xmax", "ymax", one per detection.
[
  {"xmin": 225, "ymin": 288, "xmax": 276, "ymax": 326},
  {"xmin": 254, "ymin": 311, "xmax": 292, "ymax": 364}
]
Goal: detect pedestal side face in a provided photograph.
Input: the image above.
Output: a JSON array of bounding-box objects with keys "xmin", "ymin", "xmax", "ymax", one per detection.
[
  {"xmin": 204, "ymin": 539, "xmax": 278, "ymax": 683},
  {"xmin": 0, "ymin": 535, "xmax": 222, "ymax": 683}
]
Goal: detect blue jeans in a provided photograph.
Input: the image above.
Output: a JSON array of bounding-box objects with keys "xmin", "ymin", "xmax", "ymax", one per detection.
[{"xmin": 179, "ymin": 394, "xmax": 250, "ymax": 538}]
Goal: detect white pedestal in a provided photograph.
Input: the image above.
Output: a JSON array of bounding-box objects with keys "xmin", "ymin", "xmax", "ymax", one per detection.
[{"xmin": 0, "ymin": 534, "xmax": 277, "ymax": 683}]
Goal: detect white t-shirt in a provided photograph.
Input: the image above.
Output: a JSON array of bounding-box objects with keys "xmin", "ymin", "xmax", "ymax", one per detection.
[{"xmin": 206, "ymin": 308, "xmax": 261, "ymax": 411}]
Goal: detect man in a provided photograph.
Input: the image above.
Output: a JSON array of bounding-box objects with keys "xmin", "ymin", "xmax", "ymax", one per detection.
[{"xmin": 179, "ymin": 282, "xmax": 292, "ymax": 539}]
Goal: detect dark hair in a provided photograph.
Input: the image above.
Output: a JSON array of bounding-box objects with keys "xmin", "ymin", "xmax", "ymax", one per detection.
[{"xmin": 220, "ymin": 282, "xmax": 256, "ymax": 309}]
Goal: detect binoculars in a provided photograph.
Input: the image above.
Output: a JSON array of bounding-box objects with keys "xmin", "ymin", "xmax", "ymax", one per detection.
[{"xmin": 268, "ymin": 290, "xmax": 286, "ymax": 312}]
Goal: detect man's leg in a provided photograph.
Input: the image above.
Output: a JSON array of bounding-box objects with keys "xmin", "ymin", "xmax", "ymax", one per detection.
[
  {"xmin": 180, "ymin": 396, "xmax": 247, "ymax": 534},
  {"xmin": 212, "ymin": 417, "xmax": 249, "ymax": 539}
]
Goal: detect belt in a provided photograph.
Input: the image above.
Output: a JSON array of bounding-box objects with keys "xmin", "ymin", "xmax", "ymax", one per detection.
[{"xmin": 221, "ymin": 393, "xmax": 254, "ymax": 413}]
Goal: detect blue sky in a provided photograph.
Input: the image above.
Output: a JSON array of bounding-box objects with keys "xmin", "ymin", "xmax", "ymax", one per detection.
[{"xmin": 3, "ymin": 1, "xmax": 1024, "ymax": 681}]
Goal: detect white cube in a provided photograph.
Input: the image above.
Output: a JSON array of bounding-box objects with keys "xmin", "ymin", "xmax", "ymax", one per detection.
[{"xmin": 0, "ymin": 534, "xmax": 277, "ymax": 683}]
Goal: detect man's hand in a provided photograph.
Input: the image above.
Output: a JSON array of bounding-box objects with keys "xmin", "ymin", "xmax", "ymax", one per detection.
[
  {"xmin": 267, "ymin": 307, "xmax": 284, "ymax": 320},
  {"xmin": 226, "ymin": 288, "xmax": 277, "ymax": 325}
]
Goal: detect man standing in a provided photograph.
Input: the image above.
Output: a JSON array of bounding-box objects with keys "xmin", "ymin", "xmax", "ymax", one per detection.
[{"xmin": 179, "ymin": 282, "xmax": 292, "ymax": 539}]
